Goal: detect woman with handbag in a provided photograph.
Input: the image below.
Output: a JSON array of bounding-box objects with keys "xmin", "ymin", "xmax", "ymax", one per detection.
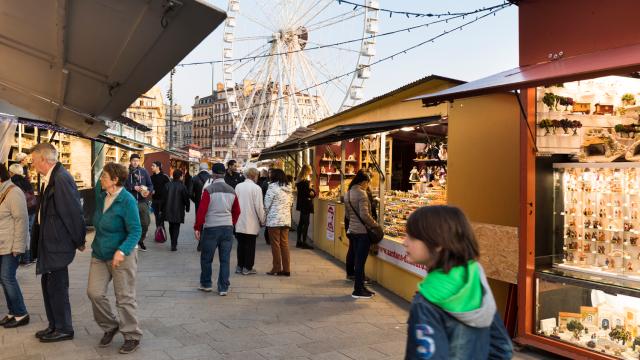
[
  {"xmin": 345, "ymin": 170, "xmax": 382, "ymax": 299},
  {"xmin": 162, "ymin": 169, "xmax": 190, "ymax": 252}
]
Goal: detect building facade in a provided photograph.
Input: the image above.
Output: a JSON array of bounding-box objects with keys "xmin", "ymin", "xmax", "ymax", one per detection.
[
  {"xmin": 123, "ymin": 86, "xmax": 166, "ymax": 147},
  {"xmin": 165, "ymin": 104, "xmax": 192, "ymax": 149}
]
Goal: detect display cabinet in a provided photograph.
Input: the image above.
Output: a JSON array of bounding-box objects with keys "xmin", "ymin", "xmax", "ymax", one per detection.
[
  {"xmin": 553, "ymin": 163, "xmax": 640, "ymax": 280},
  {"xmin": 536, "ymin": 269, "xmax": 640, "ymax": 358}
]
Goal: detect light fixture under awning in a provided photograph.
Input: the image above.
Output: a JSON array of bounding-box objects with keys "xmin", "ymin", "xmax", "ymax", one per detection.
[
  {"xmin": 408, "ymin": 43, "xmax": 640, "ymax": 106},
  {"xmin": 0, "ymin": 0, "xmax": 226, "ymax": 137}
]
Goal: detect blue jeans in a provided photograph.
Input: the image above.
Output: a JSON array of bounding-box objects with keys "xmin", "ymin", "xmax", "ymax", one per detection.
[
  {"xmin": 346, "ymin": 233, "xmax": 370, "ymax": 291},
  {"xmin": 200, "ymin": 226, "xmax": 234, "ymax": 292},
  {"xmin": 0, "ymin": 254, "xmax": 28, "ymax": 316}
]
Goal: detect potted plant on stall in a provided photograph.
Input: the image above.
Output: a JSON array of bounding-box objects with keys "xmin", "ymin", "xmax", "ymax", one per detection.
[
  {"xmin": 615, "ymin": 124, "xmax": 628, "ymax": 137},
  {"xmin": 566, "ymin": 320, "xmax": 584, "ymax": 340},
  {"xmin": 559, "ymin": 118, "xmax": 573, "ymax": 134},
  {"xmin": 538, "ymin": 119, "xmax": 553, "ymax": 136},
  {"xmin": 558, "ymin": 96, "xmax": 575, "ymax": 111},
  {"xmin": 622, "ymin": 93, "xmax": 636, "ymax": 106},
  {"xmin": 633, "ymin": 336, "xmax": 640, "ymax": 352},
  {"xmin": 543, "ymin": 92, "xmax": 558, "ymax": 111},
  {"xmin": 551, "ymin": 119, "xmax": 561, "ymax": 134},
  {"xmin": 570, "ymin": 120, "xmax": 582, "ymax": 135}
]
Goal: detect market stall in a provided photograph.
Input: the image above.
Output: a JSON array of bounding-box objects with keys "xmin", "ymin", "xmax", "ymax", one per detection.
[
  {"xmin": 144, "ymin": 150, "xmax": 191, "ymax": 178},
  {"xmin": 409, "ymin": 1, "xmax": 640, "ymax": 356}
]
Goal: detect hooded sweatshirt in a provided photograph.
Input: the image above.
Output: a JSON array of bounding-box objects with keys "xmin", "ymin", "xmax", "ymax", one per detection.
[{"xmin": 405, "ymin": 262, "xmax": 512, "ymax": 360}]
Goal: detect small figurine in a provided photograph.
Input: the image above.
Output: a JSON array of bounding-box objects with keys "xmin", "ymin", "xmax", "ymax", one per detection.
[
  {"xmin": 438, "ymin": 144, "xmax": 448, "ymax": 160},
  {"xmin": 585, "ymin": 219, "xmax": 592, "ymax": 228},
  {"xmin": 584, "ymin": 208, "xmax": 594, "ymax": 216},
  {"xmin": 583, "ymin": 243, "xmax": 591, "ymax": 252},
  {"xmin": 625, "ymin": 222, "xmax": 634, "ymax": 231},
  {"xmin": 599, "ymin": 232, "xmax": 606, "ymax": 242},
  {"xmin": 419, "ymin": 169, "xmax": 427, "ymax": 182},
  {"xmin": 409, "ymin": 166, "xmax": 420, "ymax": 182},
  {"xmin": 628, "ymin": 262, "xmax": 633, "ymax": 271},
  {"xmin": 599, "ymin": 209, "xmax": 607, "ymax": 218},
  {"xmin": 612, "ymin": 235, "xmax": 621, "ymax": 244},
  {"xmin": 631, "ymin": 236, "xmax": 638, "ymax": 245},
  {"xmin": 598, "ymin": 245, "xmax": 605, "ymax": 254}
]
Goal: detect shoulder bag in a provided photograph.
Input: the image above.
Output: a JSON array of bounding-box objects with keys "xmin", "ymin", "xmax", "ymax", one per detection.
[{"xmin": 347, "ymin": 192, "xmax": 384, "ymax": 244}]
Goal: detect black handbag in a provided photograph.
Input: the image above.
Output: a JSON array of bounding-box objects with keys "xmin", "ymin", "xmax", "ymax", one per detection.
[{"xmin": 348, "ymin": 193, "xmax": 384, "ymax": 244}]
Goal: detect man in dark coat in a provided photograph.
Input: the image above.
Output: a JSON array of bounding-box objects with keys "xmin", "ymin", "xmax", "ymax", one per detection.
[
  {"xmin": 162, "ymin": 169, "xmax": 190, "ymax": 251},
  {"xmin": 224, "ymin": 159, "xmax": 244, "ymax": 189},
  {"xmin": 190, "ymin": 163, "xmax": 211, "ymax": 212},
  {"xmin": 124, "ymin": 154, "xmax": 153, "ymax": 251},
  {"xmin": 30, "ymin": 143, "xmax": 86, "ymax": 343}
]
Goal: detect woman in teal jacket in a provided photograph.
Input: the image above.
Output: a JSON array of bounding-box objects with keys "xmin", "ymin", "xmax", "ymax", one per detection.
[{"xmin": 86, "ymin": 162, "xmax": 143, "ymax": 355}]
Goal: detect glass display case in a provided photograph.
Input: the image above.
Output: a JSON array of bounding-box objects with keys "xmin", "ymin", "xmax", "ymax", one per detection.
[
  {"xmin": 536, "ymin": 270, "xmax": 640, "ymax": 358},
  {"xmin": 383, "ymin": 189, "xmax": 447, "ymax": 241},
  {"xmin": 553, "ymin": 163, "xmax": 640, "ymax": 280}
]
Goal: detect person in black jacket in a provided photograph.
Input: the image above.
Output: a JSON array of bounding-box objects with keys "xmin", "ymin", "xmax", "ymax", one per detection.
[
  {"xmin": 257, "ymin": 168, "xmax": 270, "ymax": 244},
  {"xmin": 124, "ymin": 154, "xmax": 153, "ymax": 251},
  {"xmin": 30, "ymin": 143, "xmax": 86, "ymax": 342},
  {"xmin": 295, "ymin": 165, "xmax": 315, "ymax": 249},
  {"xmin": 224, "ymin": 159, "xmax": 244, "ymax": 189},
  {"xmin": 162, "ymin": 170, "xmax": 190, "ymax": 251},
  {"xmin": 191, "ymin": 163, "xmax": 211, "ymax": 212},
  {"xmin": 150, "ymin": 161, "xmax": 170, "ymax": 232}
]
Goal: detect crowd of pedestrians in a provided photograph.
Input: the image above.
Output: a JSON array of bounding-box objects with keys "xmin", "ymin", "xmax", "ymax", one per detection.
[{"xmin": 0, "ymin": 147, "xmax": 513, "ymax": 358}]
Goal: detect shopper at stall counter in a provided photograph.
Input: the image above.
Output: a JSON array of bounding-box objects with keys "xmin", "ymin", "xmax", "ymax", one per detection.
[
  {"xmin": 30, "ymin": 143, "xmax": 86, "ymax": 343},
  {"xmin": 234, "ymin": 167, "xmax": 265, "ymax": 275},
  {"xmin": 264, "ymin": 168, "xmax": 294, "ymax": 277},
  {"xmin": 0, "ymin": 163, "xmax": 30, "ymax": 329},
  {"xmin": 149, "ymin": 161, "xmax": 170, "ymax": 233},
  {"xmin": 124, "ymin": 154, "xmax": 153, "ymax": 251},
  {"xmin": 88, "ymin": 162, "xmax": 142, "ymax": 354},
  {"xmin": 403, "ymin": 205, "xmax": 512, "ymax": 360},
  {"xmin": 194, "ymin": 162, "xmax": 240, "ymax": 296},
  {"xmin": 295, "ymin": 164, "xmax": 315, "ymax": 250},
  {"xmin": 344, "ymin": 170, "xmax": 378, "ymax": 299},
  {"xmin": 162, "ymin": 169, "xmax": 190, "ymax": 251},
  {"xmin": 224, "ymin": 159, "xmax": 245, "ymax": 189}
]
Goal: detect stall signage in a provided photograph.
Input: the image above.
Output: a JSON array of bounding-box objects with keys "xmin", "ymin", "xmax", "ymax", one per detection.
[
  {"xmin": 188, "ymin": 149, "xmax": 201, "ymax": 162},
  {"xmin": 377, "ymin": 238, "xmax": 427, "ymax": 277},
  {"xmin": 326, "ymin": 203, "xmax": 335, "ymax": 241}
]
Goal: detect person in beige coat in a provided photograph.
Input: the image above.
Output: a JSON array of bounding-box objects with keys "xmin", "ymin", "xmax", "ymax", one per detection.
[{"xmin": 0, "ymin": 163, "xmax": 30, "ymax": 328}]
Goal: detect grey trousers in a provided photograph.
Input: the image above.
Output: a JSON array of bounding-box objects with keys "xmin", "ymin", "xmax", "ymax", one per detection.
[{"xmin": 87, "ymin": 251, "xmax": 142, "ymax": 340}]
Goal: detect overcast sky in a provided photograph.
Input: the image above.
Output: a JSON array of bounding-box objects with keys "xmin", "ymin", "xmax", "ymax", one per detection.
[{"xmin": 157, "ymin": 0, "xmax": 518, "ymax": 114}]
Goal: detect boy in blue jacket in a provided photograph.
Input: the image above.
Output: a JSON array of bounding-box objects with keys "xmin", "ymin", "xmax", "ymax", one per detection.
[{"xmin": 403, "ymin": 206, "xmax": 513, "ymax": 359}]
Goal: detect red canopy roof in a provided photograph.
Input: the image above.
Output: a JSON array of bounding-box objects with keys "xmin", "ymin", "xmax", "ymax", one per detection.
[{"xmin": 408, "ymin": 43, "xmax": 640, "ymax": 106}]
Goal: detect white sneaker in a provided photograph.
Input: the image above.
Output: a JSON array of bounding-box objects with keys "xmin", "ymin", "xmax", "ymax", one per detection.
[
  {"xmin": 198, "ymin": 286, "xmax": 213, "ymax": 292},
  {"xmin": 242, "ymin": 268, "xmax": 257, "ymax": 275},
  {"xmin": 219, "ymin": 291, "xmax": 228, "ymax": 296}
]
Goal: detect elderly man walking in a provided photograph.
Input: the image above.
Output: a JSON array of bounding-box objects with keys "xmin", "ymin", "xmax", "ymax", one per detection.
[
  {"xmin": 194, "ymin": 163, "xmax": 240, "ymax": 296},
  {"xmin": 234, "ymin": 168, "xmax": 265, "ymax": 275},
  {"xmin": 30, "ymin": 143, "xmax": 86, "ymax": 342}
]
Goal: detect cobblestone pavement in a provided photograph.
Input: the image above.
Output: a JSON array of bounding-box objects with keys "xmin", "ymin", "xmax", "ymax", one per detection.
[{"xmin": 1, "ymin": 209, "xmax": 555, "ymax": 360}]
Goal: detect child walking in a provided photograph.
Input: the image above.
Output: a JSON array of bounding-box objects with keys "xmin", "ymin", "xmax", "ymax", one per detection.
[{"xmin": 403, "ymin": 206, "xmax": 513, "ymax": 359}]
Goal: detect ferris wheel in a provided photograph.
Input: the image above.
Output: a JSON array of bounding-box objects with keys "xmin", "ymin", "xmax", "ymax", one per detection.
[{"xmin": 221, "ymin": 0, "xmax": 380, "ymax": 159}]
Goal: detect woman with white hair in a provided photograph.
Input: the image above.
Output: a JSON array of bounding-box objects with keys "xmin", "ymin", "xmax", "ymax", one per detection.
[{"xmin": 234, "ymin": 167, "xmax": 265, "ymax": 275}]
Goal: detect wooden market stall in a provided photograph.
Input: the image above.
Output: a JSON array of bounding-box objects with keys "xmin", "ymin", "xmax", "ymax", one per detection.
[{"xmin": 410, "ymin": 1, "xmax": 640, "ymax": 358}]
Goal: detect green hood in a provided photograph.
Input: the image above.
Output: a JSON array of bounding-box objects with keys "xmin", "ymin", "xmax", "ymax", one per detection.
[{"xmin": 418, "ymin": 261, "xmax": 482, "ymax": 313}]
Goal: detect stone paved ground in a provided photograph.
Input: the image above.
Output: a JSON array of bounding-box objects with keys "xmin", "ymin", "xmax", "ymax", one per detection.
[{"xmin": 1, "ymin": 209, "xmax": 558, "ymax": 360}]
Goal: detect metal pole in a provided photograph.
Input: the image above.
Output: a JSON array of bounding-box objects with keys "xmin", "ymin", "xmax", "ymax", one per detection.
[
  {"xmin": 378, "ymin": 132, "xmax": 386, "ymax": 226},
  {"xmin": 169, "ymin": 68, "xmax": 175, "ymax": 150}
]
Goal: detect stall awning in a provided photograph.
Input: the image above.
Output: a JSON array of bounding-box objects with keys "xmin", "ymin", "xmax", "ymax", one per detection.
[
  {"xmin": 0, "ymin": 0, "xmax": 225, "ymax": 137},
  {"xmin": 114, "ymin": 116, "xmax": 152, "ymax": 132},
  {"xmin": 408, "ymin": 43, "xmax": 640, "ymax": 106},
  {"xmin": 257, "ymin": 116, "xmax": 441, "ymax": 160},
  {"xmin": 299, "ymin": 116, "xmax": 441, "ymax": 147}
]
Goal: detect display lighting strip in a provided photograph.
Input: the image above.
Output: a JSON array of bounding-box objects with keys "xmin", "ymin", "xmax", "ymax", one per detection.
[{"xmin": 337, "ymin": 0, "xmax": 511, "ymax": 18}]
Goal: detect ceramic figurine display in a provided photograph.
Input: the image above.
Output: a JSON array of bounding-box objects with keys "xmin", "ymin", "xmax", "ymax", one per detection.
[{"xmin": 555, "ymin": 164, "xmax": 640, "ymax": 281}]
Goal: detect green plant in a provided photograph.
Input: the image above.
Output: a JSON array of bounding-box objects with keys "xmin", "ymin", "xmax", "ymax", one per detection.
[
  {"xmin": 622, "ymin": 93, "xmax": 636, "ymax": 104},
  {"xmin": 634, "ymin": 336, "xmax": 640, "ymax": 350},
  {"xmin": 543, "ymin": 93, "xmax": 557, "ymax": 111},
  {"xmin": 609, "ymin": 325, "xmax": 632, "ymax": 345},
  {"xmin": 566, "ymin": 320, "xmax": 584, "ymax": 339}
]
